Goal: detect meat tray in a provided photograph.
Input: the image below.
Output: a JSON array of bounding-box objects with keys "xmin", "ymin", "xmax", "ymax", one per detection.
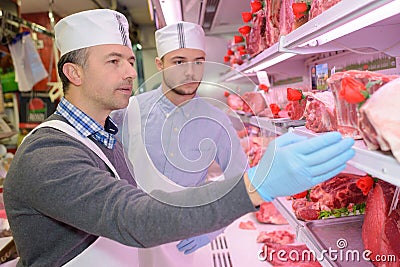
[{"xmin": 303, "ymin": 215, "xmax": 374, "ymax": 267}]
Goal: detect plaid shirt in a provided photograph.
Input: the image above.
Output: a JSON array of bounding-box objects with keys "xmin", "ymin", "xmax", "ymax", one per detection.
[{"xmin": 55, "ymin": 97, "xmax": 118, "ymax": 149}]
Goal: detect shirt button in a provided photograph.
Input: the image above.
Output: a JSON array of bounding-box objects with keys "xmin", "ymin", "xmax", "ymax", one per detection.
[
  {"xmin": 173, "ymin": 127, "xmax": 178, "ymax": 132},
  {"xmin": 165, "ymin": 113, "xmax": 169, "ymax": 118},
  {"xmin": 169, "ymin": 152, "xmax": 174, "ymax": 157}
]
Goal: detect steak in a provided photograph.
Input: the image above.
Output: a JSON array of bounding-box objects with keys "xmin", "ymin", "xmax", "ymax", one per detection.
[
  {"xmin": 327, "ymin": 70, "xmax": 398, "ymax": 138},
  {"xmin": 292, "ymin": 173, "xmax": 368, "ymax": 221},
  {"xmin": 358, "ymin": 77, "xmax": 400, "ymax": 163},
  {"xmin": 304, "ymin": 91, "xmax": 337, "ymax": 133},
  {"xmin": 362, "ymin": 180, "xmax": 400, "ymax": 267}
]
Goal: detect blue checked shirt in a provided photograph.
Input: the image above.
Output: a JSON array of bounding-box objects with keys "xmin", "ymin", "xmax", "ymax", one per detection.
[{"xmin": 55, "ymin": 97, "xmax": 118, "ymax": 149}]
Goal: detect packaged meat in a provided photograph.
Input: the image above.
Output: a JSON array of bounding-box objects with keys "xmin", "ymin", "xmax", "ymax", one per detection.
[
  {"xmin": 358, "ymin": 77, "xmax": 400, "ymax": 163},
  {"xmin": 327, "ymin": 70, "xmax": 398, "ymax": 139},
  {"xmin": 362, "ymin": 180, "xmax": 400, "ymax": 267}
]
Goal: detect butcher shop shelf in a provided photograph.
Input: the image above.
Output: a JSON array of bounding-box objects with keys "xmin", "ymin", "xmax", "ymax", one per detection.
[
  {"xmin": 292, "ymin": 126, "xmax": 400, "ymax": 187},
  {"xmin": 220, "ymin": 0, "xmax": 400, "ymax": 81},
  {"xmin": 273, "ymin": 197, "xmax": 372, "ymax": 267}
]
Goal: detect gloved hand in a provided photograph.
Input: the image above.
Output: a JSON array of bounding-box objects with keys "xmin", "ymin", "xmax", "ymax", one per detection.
[
  {"xmin": 247, "ymin": 131, "xmax": 355, "ymax": 201},
  {"xmin": 177, "ymin": 233, "xmax": 211, "ymax": 254}
]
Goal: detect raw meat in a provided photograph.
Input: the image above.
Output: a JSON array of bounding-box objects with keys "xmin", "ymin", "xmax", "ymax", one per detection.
[
  {"xmin": 286, "ymin": 98, "xmax": 307, "ymax": 120},
  {"xmin": 362, "ymin": 180, "xmax": 400, "ymax": 267},
  {"xmin": 304, "ymin": 91, "xmax": 337, "ymax": 133},
  {"xmin": 327, "ymin": 70, "xmax": 398, "ymax": 138},
  {"xmin": 259, "ymin": 242, "xmax": 322, "ymax": 266},
  {"xmin": 246, "ymin": 9, "xmax": 267, "ymax": 57},
  {"xmin": 264, "ymin": 0, "xmax": 281, "ymax": 48},
  {"xmin": 256, "ymin": 230, "xmax": 295, "ymax": 244},
  {"xmin": 242, "ymin": 91, "xmax": 268, "ymax": 115},
  {"xmin": 309, "ymin": 0, "xmax": 342, "ymax": 20},
  {"xmin": 240, "ymin": 136, "xmax": 273, "ymax": 167},
  {"xmin": 279, "ymin": 0, "xmax": 294, "ymax": 36},
  {"xmin": 292, "ymin": 173, "xmax": 368, "ymax": 221},
  {"xmin": 358, "ymin": 77, "xmax": 400, "ymax": 163},
  {"xmin": 226, "ymin": 93, "xmax": 244, "ymax": 111},
  {"xmin": 255, "ymin": 201, "xmax": 288, "ymax": 225},
  {"xmin": 239, "ymin": 220, "xmax": 257, "ymax": 230}
]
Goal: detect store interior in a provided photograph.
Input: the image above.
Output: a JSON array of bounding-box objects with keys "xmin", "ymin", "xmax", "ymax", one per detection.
[{"xmin": 0, "ymin": 0, "xmax": 400, "ymax": 266}]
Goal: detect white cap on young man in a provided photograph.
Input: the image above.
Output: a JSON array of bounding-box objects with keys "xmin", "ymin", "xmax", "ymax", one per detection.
[
  {"xmin": 54, "ymin": 9, "xmax": 131, "ymax": 57},
  {"xmin": 155, "ymin": 21, "xmax": 205, "ymax": 58}
]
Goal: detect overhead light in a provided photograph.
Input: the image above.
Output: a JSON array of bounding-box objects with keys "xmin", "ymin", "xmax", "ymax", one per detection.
[
  {"xmin": 159, "ymin": 0, "xmax": 182, "ymax": 25},
  {"xmin": 136, "ymin": 43, "xmax": 142, "ymax": 50},
  {"xmin": 244, "ymin": 53, "xmax": 296, "ymax": 73},
  {"xmin": 299, "ymin": 1, "xmax": 400, "ymax": 47}
]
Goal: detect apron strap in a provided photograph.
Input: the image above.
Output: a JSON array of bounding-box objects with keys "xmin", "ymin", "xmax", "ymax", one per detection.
[{"xmin": 25, "ymin": 120, "xmax": 120, "ymax": 180}]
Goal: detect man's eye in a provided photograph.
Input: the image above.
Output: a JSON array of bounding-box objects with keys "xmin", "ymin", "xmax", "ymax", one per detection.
[
  {"xmin": 175, "ymin": 60, "xmax": 184, "ymax": 65},
  {"xmin": 110, "ymin": 59, "xmax": 119, "ymax": 64},
  {"xmin": 194, "ymin": 61, "xmax": 204, "ymax": 65}
]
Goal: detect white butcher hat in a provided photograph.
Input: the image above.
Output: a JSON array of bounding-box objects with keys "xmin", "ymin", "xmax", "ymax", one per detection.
[
  {"xmin": 55, "ymin": 9, "xmax": 131, "ymax": 57},
  {"xmin": 155, "ymin": 21, "xmax": 205, "ymax": 58}
]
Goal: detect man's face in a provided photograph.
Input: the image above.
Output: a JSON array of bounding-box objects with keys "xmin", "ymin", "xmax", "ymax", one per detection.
[
  {"xmin": 159, "ymin": 48, "xmax": 205, "ymax": 96},
  {"xmin": 80, "ymin": 44, "xmax": 136, "ymax": 113}
]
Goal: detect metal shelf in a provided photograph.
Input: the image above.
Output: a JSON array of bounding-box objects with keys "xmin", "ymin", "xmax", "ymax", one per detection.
[{"xmin": 273, "ymin": 197, "xmax": 374, "ymax": 267}]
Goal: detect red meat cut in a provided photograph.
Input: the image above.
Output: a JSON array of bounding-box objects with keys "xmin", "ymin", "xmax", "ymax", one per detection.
[
  {"xmin": 358, "ymin": 77, "xmax": 400, "ymax": 163},
  {"xmin": 246, "ymin": 9, "xmax": 267, "ymax": 57},
  {"xmin": 309, "ymin": 0, "xmax": 342, "ymax": 20},
  {"xmin": 304, "ymin": 91, "xmax": 337, "ymax": 133},
  {"xmin": 255, "ymin": 202, "xmax": 288, "ymax": 224},
  {"xmin": 292, "ymin": 173, "xmax": 367, "ymax": 221},
  {"xmin": 362, "ymin": 180, "xmax": 400, "ymax": 267},
  {"xmin": 256, "ymin": 230, "xmax": 295, "ymax": 245},
  {"xmin": 327, "ymin": 70, "xmax": 398, "ymax": 138}
]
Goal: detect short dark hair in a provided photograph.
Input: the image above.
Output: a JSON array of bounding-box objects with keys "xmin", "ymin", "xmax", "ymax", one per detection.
[{"xmin": 57, "ymin": 48, "xmax": 89, "ymax": 93}]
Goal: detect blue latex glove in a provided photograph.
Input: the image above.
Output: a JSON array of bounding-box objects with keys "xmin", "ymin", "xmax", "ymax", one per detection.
[
  {"xmin": 247, "ymin": 131, "xmax": 355, "ymax": 201},
  {"xmin": 177, "ymin": 234, "xmax": 211, "ymax": 255}
]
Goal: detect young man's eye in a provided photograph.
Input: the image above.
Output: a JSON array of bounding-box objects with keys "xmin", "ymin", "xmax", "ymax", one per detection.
[{"xmin": 175, "ymin": 60, "xmax": 184, "ymax": 65}]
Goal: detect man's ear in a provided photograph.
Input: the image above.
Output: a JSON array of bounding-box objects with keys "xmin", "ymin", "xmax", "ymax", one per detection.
[
  {"xmin": 155, "ymin": 57, "xmax": 163, "ymax": 71},
  {"xmin": 62, "ymin": 63, "xmax": 82, "ymax": 86}
]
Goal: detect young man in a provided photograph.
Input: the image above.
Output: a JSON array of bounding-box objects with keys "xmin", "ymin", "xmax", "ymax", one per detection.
[
  {"xmin": 4, "ymin": 9, "xmax": 355, "ymax": 267},
  {"xmin": 113, "ymin": 21, "xmax": 250, "ymax": 256}
]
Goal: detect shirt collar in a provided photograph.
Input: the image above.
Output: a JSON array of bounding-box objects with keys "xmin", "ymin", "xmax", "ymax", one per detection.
[
  {"xmin": 157, "ymin": 87, "xmax": 198, "ymax": 119},
  {"xmin": 55, "ymin": 97, "xmax": 117, "ymax": 149}
]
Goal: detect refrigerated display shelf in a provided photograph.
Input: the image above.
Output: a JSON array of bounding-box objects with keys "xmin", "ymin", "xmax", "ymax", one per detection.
[
  {"xmin": 273, "ymin": 197, "xmax": 373, "ymax": 267},
  {"xmin": 292, "ymin": 126, "xmax": 400, "ymax": 188}
]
